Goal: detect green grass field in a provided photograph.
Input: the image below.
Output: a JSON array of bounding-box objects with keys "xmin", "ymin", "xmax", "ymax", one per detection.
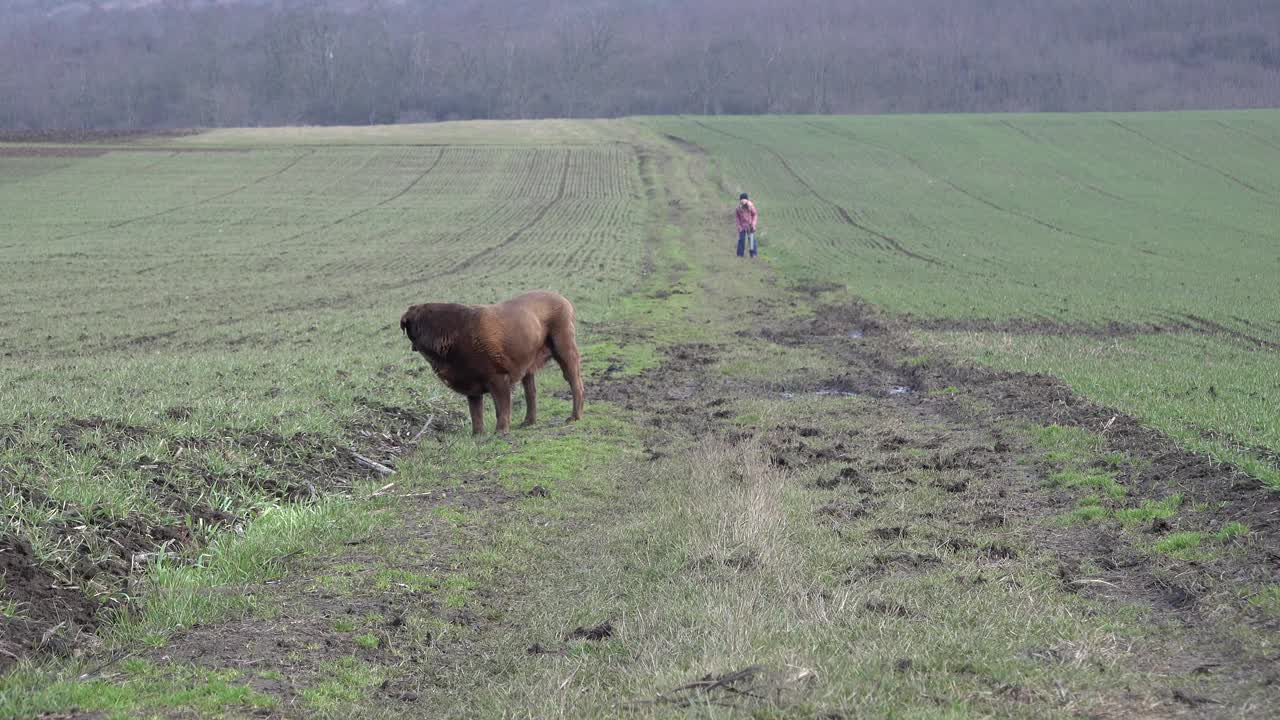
[
  {"xmin": 2, "ymin": 112, "xmax": 1279, "ymax": 718},
  {"xmin": 0, "ymin": 124, "xmax": 654, "ymax": 678}
]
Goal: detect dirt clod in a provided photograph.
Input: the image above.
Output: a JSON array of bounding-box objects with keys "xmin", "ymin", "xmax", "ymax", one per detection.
[
  {"xmin": 816, "ymin": 501, "xmax": 869, "ymax": 522},
  {"xmin": 980, "ymin": 544, "xmax": 1019, "ymax": 561},
  {"xmin": 565, "ymin": 621, "xmax": 614, "ymax": 641},
  {"xmin": 871, "ymin": 526, "xmax": 909, "ymax": 540}
]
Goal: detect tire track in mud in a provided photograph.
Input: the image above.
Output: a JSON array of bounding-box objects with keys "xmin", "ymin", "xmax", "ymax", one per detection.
[
  {"xmin": 54, "ymin": 149, "xmax": 317, "ymax": 243},
  {"xmin": 908, "ymin": 310, "xmax": 1280, "ymax": 353},
  {"xmin": 592, "ymin": 283, "xmax": 1280, "ymax": 715},
  {"xmin": 685, "ymin": 118, "xmax": 945, "ymax": 267},
  {"xmin": 807, "ymin": 120, "xmax": 1110, "ymax": 248},
  {"xmin": 1109, "ymin": 119, "xmax": 1272, "ymax": 197}
]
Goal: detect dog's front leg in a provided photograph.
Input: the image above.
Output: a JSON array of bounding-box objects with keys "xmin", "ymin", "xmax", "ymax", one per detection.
[
  {"xmin": 467, "ymin": 395, "xmax": 485, "ymax": 436},
  {"xmin": 490, "ymin": 377, "xmax": 513, "ymax": 434}
]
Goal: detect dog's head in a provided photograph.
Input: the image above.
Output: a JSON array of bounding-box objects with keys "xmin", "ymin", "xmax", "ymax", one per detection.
[{"xmin": 400, "ymin": 303, "xmax": 461, "ymax": 361}]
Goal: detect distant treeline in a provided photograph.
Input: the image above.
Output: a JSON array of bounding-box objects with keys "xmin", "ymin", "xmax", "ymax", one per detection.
[{"xmin": 2, "ymin": 0, "xmax": 1278, "ymax": 130}]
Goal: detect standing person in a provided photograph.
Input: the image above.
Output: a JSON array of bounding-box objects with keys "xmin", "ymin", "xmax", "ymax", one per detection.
[{"xmin": 735, "ymin": 192, "xmax": 758, "ymax": 258}]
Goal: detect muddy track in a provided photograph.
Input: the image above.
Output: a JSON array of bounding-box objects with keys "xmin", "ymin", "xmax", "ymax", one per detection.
[
  {"xmin": 805, "ymin": 120, "xmax": 1109, "ymax": 248},
  {"xmin": 686, "ymin": 118, "xmax": 944, "ymax": 267},
  {"xmin": 899, "ymin": 314, "xmax": 1169, "ymax": 338},
  {"xmin": 602, "ymin": 289, "xmax": 1280, "ymax": 561},
  {"xmin": 606, "ymin": 297, "xmax": 1280, "ymax": 596},
  {"xmin": 902, "ymin": 312, "xmax": 1280, "ymax": 349},
  {"xmin": 592, "ymin": 284, "xmax": 1280, "ymax": 714},
  {"xmin": 762, "ymin": 297, "xmax": 1280, "ymax": 559}
]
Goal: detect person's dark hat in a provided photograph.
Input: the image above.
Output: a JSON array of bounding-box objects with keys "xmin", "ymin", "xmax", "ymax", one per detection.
[{"xmin": 739, "ymin": 192, "xmax": 749, "ymax": 200}]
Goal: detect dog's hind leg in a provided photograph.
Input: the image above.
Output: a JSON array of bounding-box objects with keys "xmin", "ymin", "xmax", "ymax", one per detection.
[
  {"xmin": 549, "ymin": 324, "xmax": 585, "ymax": 422},
  {"xmin": 467, "ymin": 395, "xmax": 485, "ymax": 436},
  {"xmin": 521, "ymin": 374, "xmax": 537, "ymax": 427}
]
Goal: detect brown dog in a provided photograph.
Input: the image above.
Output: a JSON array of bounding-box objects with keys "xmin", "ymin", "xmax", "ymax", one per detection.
[{"xmin": 400, "ymin": 290, "xmax": 585, "ymax": 435}]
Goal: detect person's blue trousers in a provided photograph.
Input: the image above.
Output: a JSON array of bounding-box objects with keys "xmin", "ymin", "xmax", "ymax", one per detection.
[{"xmin": 737, "ymin": 230, "xmax": 757, "ymax": 257}]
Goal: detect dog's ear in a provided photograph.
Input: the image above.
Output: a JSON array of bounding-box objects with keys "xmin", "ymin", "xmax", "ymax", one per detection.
[{"xmin": 400, "ymin": 306, "xmax": 417, "ymax": 339}]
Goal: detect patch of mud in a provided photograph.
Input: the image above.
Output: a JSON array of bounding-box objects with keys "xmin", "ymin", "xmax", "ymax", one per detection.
[
  {"xmin": 765, "ymin": 434, "xmax": 849, "ymax": 470},
  {"xmin": 591, "ymin": 343, "xmax": 725, "ymax": 432},
  {"xmin": 0, "ymin": 536, "xmax": 98, "ymax": 673},
  {"xmin": 51, "ymin": 417, "xmax": 147, "ymax": 451},
  {"xmin": 815, "ymin": 499, "xmax": 871, "ymax": 522},
  {"xmin": 913, "ymin": 310, "xmax": 1280, "ymax": 352},
  {"xmin": 906, "ymin": 315, "xmax": 1165, "ymax": 338},
  {"xmin": 773, "ymin": 299, "xmax": 1280, "ymax": 620},
  {"xmin": 860, "ymin": 552, "xmax": 943, "ymax": 577},
  {"xmin": 565, "ymin": 620, "xmax": 614, "ymax": 641},
  {"xmin": 816, "ymin": 466, "xmax": 875, "ymax": 494},
  {"xmin": 979, "ymin": 544, "xmax": 1019, "ymax": 561},
  {"xmin": 871, "ymin": 526, "xmax": 911, "ymax": 540}
]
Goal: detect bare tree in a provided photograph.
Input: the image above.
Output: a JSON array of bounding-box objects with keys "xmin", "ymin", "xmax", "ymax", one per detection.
[{"xmin": 2, "ymin": 0, "xmax": 1278, "ymax": 129}]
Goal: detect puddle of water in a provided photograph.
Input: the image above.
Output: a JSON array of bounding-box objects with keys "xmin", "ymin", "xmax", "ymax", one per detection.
[
  {"xmin": 780, "ymin": 390, "xmax": 858, "ymax": 399},
  {"xmin": 848, "ymin": 329, "xmax": 865, "ymax": 339},
  {"xmin": 889, "ymin": 386, "xmax": 914, "ymax": 395}
]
